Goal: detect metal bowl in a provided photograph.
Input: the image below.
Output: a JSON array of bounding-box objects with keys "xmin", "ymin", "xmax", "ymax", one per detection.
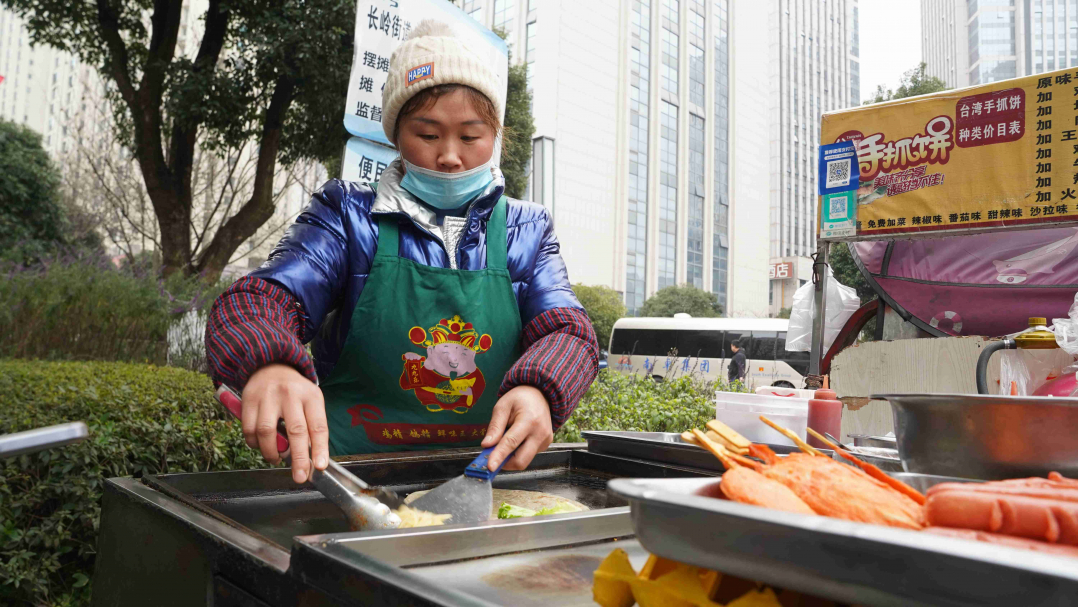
[{"xmin": 873, "ymin": 393, "xmax": 1078, "ymax": 480}]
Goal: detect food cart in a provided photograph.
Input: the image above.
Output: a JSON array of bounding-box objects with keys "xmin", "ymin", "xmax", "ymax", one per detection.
[{"xmin": 92, "ymin": 68, "xmax": 1078, "ymax": 606}]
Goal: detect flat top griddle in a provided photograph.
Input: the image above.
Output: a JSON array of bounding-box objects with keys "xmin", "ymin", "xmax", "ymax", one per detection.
[{"xmin": 143, "ymin": 448, "xmax": 715, "ymax": 550}]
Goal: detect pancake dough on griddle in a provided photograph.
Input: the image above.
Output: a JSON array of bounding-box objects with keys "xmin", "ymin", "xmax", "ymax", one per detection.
[{"xmin": 404, "ymin": 488, "xmax": 589, "ymax": 518}]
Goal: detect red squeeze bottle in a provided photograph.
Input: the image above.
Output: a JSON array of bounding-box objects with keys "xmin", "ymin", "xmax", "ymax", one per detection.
[{"xmin": 807, "ymin": 376, "xmax": 842, "ymax": 449}]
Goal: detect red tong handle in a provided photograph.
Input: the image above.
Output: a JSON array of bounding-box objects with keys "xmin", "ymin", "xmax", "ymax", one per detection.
[{"xmin": 215, "ymin": 385, "xmax": 290, "ymax": 455}]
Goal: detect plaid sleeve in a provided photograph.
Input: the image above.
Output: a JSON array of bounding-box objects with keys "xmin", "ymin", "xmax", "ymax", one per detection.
[
  {"xmin": 498, "ymin": 307, "xmax": 599, "ymax": 431},
  {"xmin": 205, "ymin": 276, "xmax": 318, "ymax": 390}
]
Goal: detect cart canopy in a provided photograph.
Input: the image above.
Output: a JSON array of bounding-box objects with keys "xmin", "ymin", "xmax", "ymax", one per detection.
[{"xmin": 853, "ymin": 227, "xmax": 1078, "ymax": 337}]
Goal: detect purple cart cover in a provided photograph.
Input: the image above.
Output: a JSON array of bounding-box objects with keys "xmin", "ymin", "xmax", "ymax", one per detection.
[{"xmin": 852, "ymin": 228, "xmax": 1078, "ymax": 337}]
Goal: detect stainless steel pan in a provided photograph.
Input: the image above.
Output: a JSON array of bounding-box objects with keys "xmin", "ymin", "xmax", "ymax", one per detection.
[{"xmin": 875, "ymin": 393, "xmax": 1078, "ymax": 480}]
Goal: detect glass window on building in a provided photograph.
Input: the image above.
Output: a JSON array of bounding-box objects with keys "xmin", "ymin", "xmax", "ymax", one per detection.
[
  {"xmin": 525, "ymin": 20, "xmax": 537, "ymax": 89},
  {"xmin": 661, "ymin": 5, "xmax": 679, "ymax": 97},
  {"xmin": 493, "ymin": 0, "xmax": 513, "ymax": 31},
  {"xmin": 626, "ymin": 0, "xmax": 651, "ymax": 316},
  {"xmin": 974, "ymin": 59, "xmax": 1016, "ymax": 84},
  {"xmin": 689, "ymin": 1, "xmax": 705, "ymax": 42},
  {"xmin": 659, "ymin": 100, "xmax": 679, "ymax": 289},
  {"xmin": 688, "ymin": 114, "xmax": 705, "ymax": 289},
  {"xmin": 462, "ymin": 0, "xmax": 484, "ymax": 21},
  {"xmin": 712, "ymin": 0, "xmax": 729, "ymax": 310},
  {"xmin": 689, "ymin": 44, "xmax": 705, "ymax": 108},
  {"xmin": 461, "ymin": 0, "xmax": 482, "ymax": 20}
]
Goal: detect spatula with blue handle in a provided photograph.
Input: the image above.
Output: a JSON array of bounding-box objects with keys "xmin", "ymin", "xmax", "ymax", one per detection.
[{"xmin": 407, "ymin": 445, "xmax": 517, "ymax": 525}]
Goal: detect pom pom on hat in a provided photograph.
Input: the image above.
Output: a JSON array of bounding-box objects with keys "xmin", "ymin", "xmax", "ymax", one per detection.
[{"xmin": 381, "ymin": 19, "xmax": 505, "ymax": 144}]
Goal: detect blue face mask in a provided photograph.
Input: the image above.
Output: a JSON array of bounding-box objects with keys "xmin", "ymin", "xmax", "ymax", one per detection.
[{"xmin": 399, "ymin": 158, "xmax": 496, "ymax": 211}]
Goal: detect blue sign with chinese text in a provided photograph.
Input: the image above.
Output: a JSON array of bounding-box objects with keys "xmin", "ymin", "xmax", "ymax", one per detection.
[{"xmin": 818, "ymin": 140, "xmax": 859, "ymax": 196}]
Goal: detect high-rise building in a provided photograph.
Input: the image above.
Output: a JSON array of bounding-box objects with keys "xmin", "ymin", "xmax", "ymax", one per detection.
[
  {"xmin": 922, "ymin": 0, "xmax": 971, "ymax": 88},
  {"xmin": 767, "ymin": 0, "xmax": 860, "ymax": 316},
  {"xmin": 923, "ymin": 0, "xmax": 1078, "ymax": 89},
  {"xmin": 469, "ymin": 0, "xmax": 772, "ymax": 317}
]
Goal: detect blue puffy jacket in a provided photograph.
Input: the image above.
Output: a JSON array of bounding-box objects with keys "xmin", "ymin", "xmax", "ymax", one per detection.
[{"xmin": 249, "ymin": 175, "xmax": 583, "ymax": 381}]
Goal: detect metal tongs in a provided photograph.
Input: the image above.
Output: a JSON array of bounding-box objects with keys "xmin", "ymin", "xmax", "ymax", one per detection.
[{"xmin": 215, "ymin": 385, "xmax": 401, "ymax": 531}]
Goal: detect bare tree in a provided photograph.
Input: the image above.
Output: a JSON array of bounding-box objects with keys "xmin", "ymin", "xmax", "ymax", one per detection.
[{"xmin": 60, "ymin": 71, "xmax": 325, "ymax": 272}]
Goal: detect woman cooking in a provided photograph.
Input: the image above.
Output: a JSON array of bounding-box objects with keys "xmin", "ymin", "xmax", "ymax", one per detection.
[{"xmin": 205, "ymin": 20, "xmax": 599, "ymax": 485}]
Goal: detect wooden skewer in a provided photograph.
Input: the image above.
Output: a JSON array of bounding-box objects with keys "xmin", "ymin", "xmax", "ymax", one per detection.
[
  {"xmin": 758, "ymin": 415, "xmax": 824, "ymax": 457},
  {"xmin": 805, "ymin": 427, "xmax": 926, "ymax": 506},
  {"xmin": 724, "ymin": 449, "xmax": 765, "ymax": 471},
  {"xmin": 690, "ymin": 429, "xmax": 764, "ymax": 471},
  {"xmin": 691, "ymin": 428, "xmax": 738, "ymax": 470}
]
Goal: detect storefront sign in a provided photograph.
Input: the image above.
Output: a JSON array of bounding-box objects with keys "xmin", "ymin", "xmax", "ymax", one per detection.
[
  {"xmin": 819, "ymin": 66, "xmax": 1078, "ymax": 241},
  {"xmin": 769, "ymin": 262, "xmax": 792, "ymax": 280}
]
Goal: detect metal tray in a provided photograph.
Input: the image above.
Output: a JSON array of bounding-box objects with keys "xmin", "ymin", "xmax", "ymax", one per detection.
[
  {"xmin": 292, "ymin": 507, "xmax": 642, "ymax": 607},
  {"xmin": 609, "ymin": 476, "xmax": 1078, "ymax": 606},
  {"xmin": 582, "ymin": 430, "xmax": 833, "ymax": 472}
]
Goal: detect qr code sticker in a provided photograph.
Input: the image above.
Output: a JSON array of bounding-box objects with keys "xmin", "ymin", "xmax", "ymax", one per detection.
[
  {"xmin": 826, "ymin": 158, "xmax": 852, "ymax": 189},
  {"xmin": 829, "ymin": 194, "xmax": 848, "ymax": 219}
]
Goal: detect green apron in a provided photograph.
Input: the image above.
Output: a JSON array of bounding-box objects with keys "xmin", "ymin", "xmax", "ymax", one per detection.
[{"xmin": 320, "ymin": 195, "xmax": 523, "ymax": 455}]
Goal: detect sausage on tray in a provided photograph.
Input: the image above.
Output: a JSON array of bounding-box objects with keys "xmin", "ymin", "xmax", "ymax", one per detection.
[
  {"xmin": 928, "ymin": 479, "xmax": 1078, "ymax": 503},
  {"xmin": 925, "ymin": 527, "xmax": 1078, "ymax": 559},
  {"xmin": 924, "ymin": 489, "xmax": 1078, "ymax": 545}
]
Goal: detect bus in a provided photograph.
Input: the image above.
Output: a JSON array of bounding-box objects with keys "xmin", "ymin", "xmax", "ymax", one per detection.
[{"xmin": 607, "ymin": 317, "xmax": 809, "ymax": 388}]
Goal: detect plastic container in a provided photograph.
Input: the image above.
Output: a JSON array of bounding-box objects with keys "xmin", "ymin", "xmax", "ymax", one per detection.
[
  {"xmin": 714, "ymin": 392, "xmax": 809, "ymax": 447},
  {"xmin": 754, "ymin": 386, "xmax": 816, "ymax": 399}
]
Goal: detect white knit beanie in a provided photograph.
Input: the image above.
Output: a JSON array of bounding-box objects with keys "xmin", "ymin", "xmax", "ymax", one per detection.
[{"xmin": 382, "ymin": 20, "xmax": 505, "ymax": 144}]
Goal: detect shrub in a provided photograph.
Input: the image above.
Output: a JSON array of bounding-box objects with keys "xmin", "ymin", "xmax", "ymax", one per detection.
[
  {"xmin": 571, "ymin": 284, "xmax": 626, "ymax": 350},
  {"xmin": 0, "ymin": 253, "xmax": 227, "ymax": 371},
  {"xmin": 555, "ymin": 369, "xmax": 747, "ymax": 443},
  {"xmin": 0, "ymin": 360, "xmax": 272, "ymax": 607}
]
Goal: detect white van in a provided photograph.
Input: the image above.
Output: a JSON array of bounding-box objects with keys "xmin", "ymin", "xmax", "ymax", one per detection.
[{"xmin": 607, "ymin": 317, "xmax": 808, "ymax": 389}]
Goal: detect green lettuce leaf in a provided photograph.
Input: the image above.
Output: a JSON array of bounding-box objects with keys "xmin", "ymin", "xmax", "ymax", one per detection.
[{"xmin": 497, "ymin": 502, "xmax": 537, "ymax": 519}]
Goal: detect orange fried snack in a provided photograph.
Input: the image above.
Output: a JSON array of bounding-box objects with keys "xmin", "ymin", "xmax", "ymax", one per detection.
[
  {"xmin": 720, "ymin": 466, "xmax": 816, "ymax": 516},
  {"xmin": 763, "ymin": 453, "xmax": 924, "ymax": 529}
]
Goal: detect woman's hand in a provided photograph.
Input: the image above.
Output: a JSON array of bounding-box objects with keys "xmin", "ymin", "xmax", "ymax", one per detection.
[
  {"xmin": 242, "ymin": 363, "xmax": 329, "ymax": 484},
  {"xmin": 481, "ymin": 386, "xmax": 553, "ymax": 471}
]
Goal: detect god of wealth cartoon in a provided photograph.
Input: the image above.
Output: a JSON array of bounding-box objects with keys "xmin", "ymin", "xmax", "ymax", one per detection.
[{"xmin": 399, "ymin": 315, "xmax": 492, "ymax": 414}]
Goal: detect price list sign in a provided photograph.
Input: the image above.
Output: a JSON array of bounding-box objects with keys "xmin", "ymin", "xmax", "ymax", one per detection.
[
  {"xmin": 819, "ymin": 66, "xmax": 1078, "ymax": 241},
  {"xmin": 344, "ymin": 0, "xmax": 508, "ymax": 146}
]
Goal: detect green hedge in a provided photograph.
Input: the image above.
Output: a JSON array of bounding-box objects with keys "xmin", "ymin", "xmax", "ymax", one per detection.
[
  {"xmin": 0, "ymin": 253, "xmax": 226, "ymax": 371},
  {"xmin": 554, "ymin": 370, "xmax": 744, "ymax": 443},
  {"xmin": 0, "ymin": 360, "xmax": 271, "ymax": 607},
  {"xmin": 0, "ymin": 362, "xmax": 731, "ymax": 606}
]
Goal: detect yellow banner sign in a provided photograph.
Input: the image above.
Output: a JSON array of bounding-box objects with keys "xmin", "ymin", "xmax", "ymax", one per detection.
[{"xmin": 819, "ymin": 66, "xmax": 1078, "ymax": 241}]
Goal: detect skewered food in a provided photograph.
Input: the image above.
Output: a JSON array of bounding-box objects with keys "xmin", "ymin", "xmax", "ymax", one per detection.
[
  {"xmin": 686, "ymin": 412, "xmax": 1078, "ymax": 561},
  {"xmin": 687, "ymin": 422, "xmax": 923, "ymax": 530},
  {"xmin": 805, "ymin": 427, "xmax": 925, "ymax": 506},
  {"xmin": 719, "ymin": 466, "xmax": 816, "ymax": 515},
  {"xmin": 761, "ymin": 453, "xmax": 924, "ymax": 529}
]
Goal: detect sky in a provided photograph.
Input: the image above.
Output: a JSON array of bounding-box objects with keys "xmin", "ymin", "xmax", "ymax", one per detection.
[{"xmin": 857, "ymin": 2, "xmax": 924, "ymax": 104}]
